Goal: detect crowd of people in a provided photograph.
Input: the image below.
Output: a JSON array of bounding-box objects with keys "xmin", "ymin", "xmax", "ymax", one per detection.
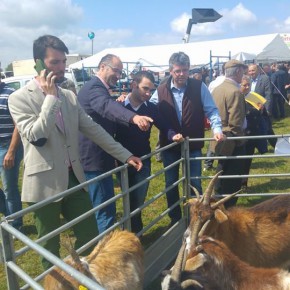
[{"xmin": 1, "ymin": 34, "xmax": 290, "ymax": 270}]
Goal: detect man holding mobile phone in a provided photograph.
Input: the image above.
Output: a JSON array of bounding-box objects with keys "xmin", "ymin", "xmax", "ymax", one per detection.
[{"xmin": 8, "ymin": 35, "xmax": 143, "ymax": 270}]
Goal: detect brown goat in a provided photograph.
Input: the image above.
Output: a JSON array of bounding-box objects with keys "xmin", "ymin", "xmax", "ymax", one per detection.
[
  {"xmin": 43, "ymin": 230, "xmax": 144, "ymax": 290},
  {"xmin": 161, "ymin": 218, "xmax": 218, "ymax": 290},
  {"xmin": 185, "ymin": 236, "xmax": 290, "ymax": 290},
  {"xmin": 187, "ymin": 172, "xmax": 290, "ymax": 269}
]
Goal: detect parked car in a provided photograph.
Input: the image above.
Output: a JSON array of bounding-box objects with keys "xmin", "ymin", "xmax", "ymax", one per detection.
[
  {"xmin": 1, "ymin": 71, "xmax": 14, "ymax": 79},
  {"xmin": 65, "ymin": 68, "xmax": 91, "ymax": 93},
  {"xmin": 3, "ymin": 75, "xmax": 34, "ymax": 90}
]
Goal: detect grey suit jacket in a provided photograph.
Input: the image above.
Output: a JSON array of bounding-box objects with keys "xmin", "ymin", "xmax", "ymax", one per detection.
[
  {"xmin": 8, "ymin": 79, "xmax": 132, "ymax": 203},
  {"xmin": 254, "ymin": 74, "xmax": 272, "ymax": 112}
]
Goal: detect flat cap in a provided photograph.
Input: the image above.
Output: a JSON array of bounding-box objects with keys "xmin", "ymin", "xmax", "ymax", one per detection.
[{"xmin": 224, "ymin": 59, "xmax": 247, "ymax": 69}]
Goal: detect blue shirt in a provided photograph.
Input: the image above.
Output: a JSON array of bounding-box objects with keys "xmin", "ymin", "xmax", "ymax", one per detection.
[
  {"xmin": 0, "ymin": 82, "xmax": 15, "ymax": 142},
  {"xmin": 151, "ymin": 80, "xmax": 222, "ymax": 134},
  {"xmin": 251, "ymin": 76, "xmax": 258, "ymax": 92}
]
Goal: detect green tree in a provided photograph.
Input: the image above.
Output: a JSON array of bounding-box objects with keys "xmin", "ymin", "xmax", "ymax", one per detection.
[{"xmin": 6, "ymin": 63, "xmax": 13, "ymax": 72}]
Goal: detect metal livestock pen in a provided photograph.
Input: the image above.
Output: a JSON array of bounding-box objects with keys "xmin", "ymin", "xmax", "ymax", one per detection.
[{"xmin": 1, "ymin": 134, "xmax": 290, "ymax": 290}]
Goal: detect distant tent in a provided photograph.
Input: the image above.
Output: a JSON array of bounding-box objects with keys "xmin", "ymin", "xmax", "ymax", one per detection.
[
  {"xmin": 70, "ymin": 34, "xmax": 290, "ymax": 72},
  {"xmin": 232, "ymin": 52, "xmax": 257, "ymax": 62}
]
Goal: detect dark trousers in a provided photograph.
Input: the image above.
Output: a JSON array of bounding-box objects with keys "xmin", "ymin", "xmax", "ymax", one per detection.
[
  {"xmin": 31, "ymin": 170, "xmax": 99, "ymax": 270},
  {"xmin": 215, "ymin": 144, "xmax": 245, "ymax": 207},
  {"xmin": 127, "ymin": 158, "xmax": 151, "ymax": 233},
  {"xmin": 272, "ymin": 94, "xmax": 285, "ymax": 119},
  {"xmin": 243, "ymin": 139, "xmax": 268, "ymax": 186}
]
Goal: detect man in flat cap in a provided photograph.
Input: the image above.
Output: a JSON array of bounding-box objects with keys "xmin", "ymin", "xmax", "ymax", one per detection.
[{"xmin": 211, "ymin": 59, "xmax": 248, "ymax": 207}]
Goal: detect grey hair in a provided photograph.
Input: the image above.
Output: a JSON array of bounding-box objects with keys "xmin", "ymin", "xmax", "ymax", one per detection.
[
  {"xmin": 242, "ymin": 74, "xmax": 251, "ymax": 82},
  {"xmin": 169, "ymin": 52, "xmax": 190, "ymax": 70},
  {"xmin": 225, "ymin": 66, "xmax": 242, "ymax": 78},
  {"xmin": 98, "ymin": 54, "xmax": 120, "ymax": 68}
]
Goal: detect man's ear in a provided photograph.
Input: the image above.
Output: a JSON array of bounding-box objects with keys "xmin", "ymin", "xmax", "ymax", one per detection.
[{"xmin": 99, "ymin": 62, "xmax": 106, "ymax": 70}]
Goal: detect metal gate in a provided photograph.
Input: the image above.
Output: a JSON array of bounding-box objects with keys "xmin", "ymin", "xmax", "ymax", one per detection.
[{"xmin": 1, "ymin": 134, "xmax": 290, "ymax": 289}]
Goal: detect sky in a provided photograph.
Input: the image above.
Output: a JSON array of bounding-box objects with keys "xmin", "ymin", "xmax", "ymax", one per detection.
[{"xmin": 1, "ymin": 0, "xmax": 290, "ymax": 69}]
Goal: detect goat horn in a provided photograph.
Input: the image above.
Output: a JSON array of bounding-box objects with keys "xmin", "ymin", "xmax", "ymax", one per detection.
[
  {"xmin": 170, "ymin": 242, "xmax": 187, "ymax": 283},
  {"xmin": 70, "ymin": 248, "xmax": 82, "ymax": 264},
  {"xmin": 61, "ymin": 235, "xmax": 82, "ymax": 264},
  {"xmin": 211, "ymin": 189, "xmax": 242, "ymax": 210},
  {"xmin": 181, "ymin": 279, "xmax": 203, "ymax": 289},
  {"xmin": 202, "ymin": 171, "xmax": 223, "ymax": 205},
  {"xmin": 189, "ymin": 185, "xmax": 200, "ymax": 200},
  {"xmin": 198, "ymin": 220, "xmax": 210, "ymax": 238},
  {"xmin": 189, "ymin": 218, "xmax": 203, "ymax": 248}
]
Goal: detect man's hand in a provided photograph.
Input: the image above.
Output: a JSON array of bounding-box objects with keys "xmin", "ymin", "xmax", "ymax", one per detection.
[
  {"xmin": 126, "ymin": 156, "xmax": 143, "ymax": 171},
  {"xmin": 132, "ymin": 115, "xmax": 153, "ymax": 131},
  {"xmin": 214, "ymin": 132, "xmax": 225, "ymax": 142},
  {"xmin": 172, "ymin": 133, "xmax": 184, "ymax": 143},
  {"xmin": 3, "ymin": 151, "xmax": 15, "ymax": 170},
  {"xmin": 39, "ymin": 70, "xmax": 57, "ymax": 96},
  {"xmin": 116, "ymin": 93, "xmax": 126, "ymax": 102}
]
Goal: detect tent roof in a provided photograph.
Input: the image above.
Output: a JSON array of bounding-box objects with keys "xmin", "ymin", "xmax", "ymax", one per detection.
[{"xmin": 70, "ymin": 33, "xmax": 290, "ymax": 72}]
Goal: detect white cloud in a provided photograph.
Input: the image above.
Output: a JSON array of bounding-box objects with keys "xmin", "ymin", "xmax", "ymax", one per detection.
[
  {"xmin": 0, "ymin": 0, "xmax": 83, "ymax": 28},
  {"xmin": 171, "ymin": 12, "xmax": 191, "ymax": 34},
  {"xmin": 0, "ymin": 0, "xmax": 136, "ymax": 69},
  {"xmin": 265, "ymin": 16, "xmax": 290, "ymax": 33},
  {"xmin": 169, "ymin": 11, "xmax": 224, "ymax": 41},
  {"xmin": 218, "ymin": 3, "xmax": 257, "ymax": 31},
  {"xmin": 0, "ymin": 0, "xmax": 83, "ymax": 68},
  {"xmin": 285, "ymin": 17, "xmax": 290, "ymax": 26},
  {"xmin": 169, "ymin": 4, "xmax": 259, "ymax": 40}
]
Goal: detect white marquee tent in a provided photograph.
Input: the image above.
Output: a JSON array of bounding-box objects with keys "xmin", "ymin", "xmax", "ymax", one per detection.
[{"xmin": 69, "ymin": 33, "xmax": 290, "ymax": 73}]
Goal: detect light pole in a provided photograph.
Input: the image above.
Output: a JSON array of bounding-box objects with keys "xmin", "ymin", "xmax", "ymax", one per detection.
[
  {"xmin": 88, "ymin": 32, "xmax": 95, "ymax": 55},
  {"xmin": 182, "ymin": 8, "xmax": 222, "ymax": 43}
]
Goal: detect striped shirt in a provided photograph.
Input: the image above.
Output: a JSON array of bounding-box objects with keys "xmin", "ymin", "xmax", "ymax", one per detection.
[{"xmin": 0, "ymin": 82, "xmax": 15, "ymax": 142}]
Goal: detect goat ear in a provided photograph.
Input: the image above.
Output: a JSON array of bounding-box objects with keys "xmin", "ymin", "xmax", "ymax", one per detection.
[
  {"xmin": 185, "ymin": 198, "xmax": 196, "ymax": 206},
  {"xmin": 214, "ymin": 209, "xmax": 228, "ymax": 223},
  {"xmin": 185, "ymin": 253, "xmax": 206, "ymax": 271}
]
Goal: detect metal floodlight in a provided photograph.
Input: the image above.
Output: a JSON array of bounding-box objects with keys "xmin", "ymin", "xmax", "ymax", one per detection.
[
  {"xmin": 191, "ymin": 8, "xmax": 222, "ymax": 24},
  {"xmin": 182, "ymin": 8, "xmax": 222, "ymax": 43}
]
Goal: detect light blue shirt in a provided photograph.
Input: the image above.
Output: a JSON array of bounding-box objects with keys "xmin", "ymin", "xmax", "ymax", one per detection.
[
  {"xmin": 150, "ymin": 79, "xmax": 222, "ymax": 134},
  {"xmin": 251, "ymin": 76, "xmax": 258, "ymax": 92}
]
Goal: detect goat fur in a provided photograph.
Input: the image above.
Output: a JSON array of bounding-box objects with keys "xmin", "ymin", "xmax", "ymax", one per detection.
[
  {"xmin": 43, "ymin": 230, "xmax": 144, "ymax": 290},
  {"xmin": 188, "ymin": 195, "xmax": 290, "ymax": 268},
  {"xmin": 186, "ymin": 236, "xmax": 290, "ymax": 290}
]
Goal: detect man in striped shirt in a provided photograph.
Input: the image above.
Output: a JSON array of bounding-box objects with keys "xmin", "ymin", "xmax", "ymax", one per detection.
[{"xmin": 0, "ymin": 78, "xmax": 23, "ymax": 230}]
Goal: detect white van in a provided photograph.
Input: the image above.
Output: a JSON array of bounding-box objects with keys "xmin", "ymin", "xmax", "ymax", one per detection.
[{"xmin": 3, "ymin": 75, "xmax": 35, "ymax": 90}]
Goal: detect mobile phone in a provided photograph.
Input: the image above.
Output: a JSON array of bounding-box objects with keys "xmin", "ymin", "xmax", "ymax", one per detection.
[{"xmin": 34, "ymin": 59, "xmax": 49, "ymax": 76}]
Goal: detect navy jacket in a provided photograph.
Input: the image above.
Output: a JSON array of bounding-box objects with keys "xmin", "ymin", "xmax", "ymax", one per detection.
[
  {"xmin": 78, "ymin": 76, "xmax": 136, "ymax": 171},
  {"xmin": 271, "ymin": 69, "xmax": 288, "ymax": 97},
  {"xmin": 115, "ymin": 101, "xmax": 176, "ymax": 158}
]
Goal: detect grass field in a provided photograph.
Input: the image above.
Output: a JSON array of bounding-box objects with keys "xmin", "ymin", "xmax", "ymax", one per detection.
[{"xmin": 1, "ymin": 107, "xmax": 290, "ymax": 290}]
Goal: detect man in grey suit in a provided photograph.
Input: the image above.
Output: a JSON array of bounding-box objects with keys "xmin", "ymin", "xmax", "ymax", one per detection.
[
  {"xmin": 8, "ymin": 35, "xmax": 142, "ymax": 270},
  {"xmin": 248, "ymin": 64, "xmax": 272, "ymax": 114},
  {"xmin": 248, "ymin": 63, "xmax": 276, "ymax": 148}
]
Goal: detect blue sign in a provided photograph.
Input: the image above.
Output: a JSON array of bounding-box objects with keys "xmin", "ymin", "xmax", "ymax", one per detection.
[{"xmin": 88, "ymin": 32, "xmax": 95, "ymax": 40}]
